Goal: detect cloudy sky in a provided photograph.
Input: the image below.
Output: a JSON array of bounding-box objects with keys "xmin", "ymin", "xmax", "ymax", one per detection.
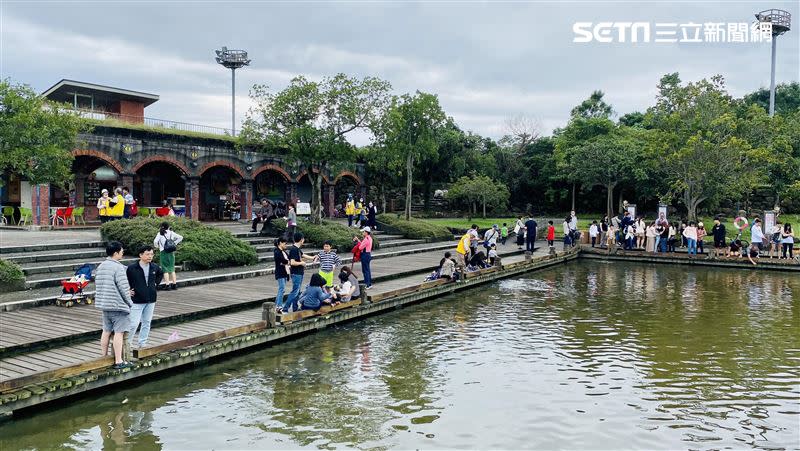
[{"xmin": 2, "ymin": 1, "xmax": 798, "ymax": 143}]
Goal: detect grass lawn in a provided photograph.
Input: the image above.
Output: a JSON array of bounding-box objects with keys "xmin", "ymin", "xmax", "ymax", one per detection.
[{"xmin": 421, "ymin": 217, "xmax": 521, "ymax": 230}]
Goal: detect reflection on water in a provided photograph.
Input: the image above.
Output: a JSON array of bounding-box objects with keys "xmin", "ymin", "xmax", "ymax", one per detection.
[{"xmin": 1, "ymin": 261, "xmax": 798, "ymax": 450}]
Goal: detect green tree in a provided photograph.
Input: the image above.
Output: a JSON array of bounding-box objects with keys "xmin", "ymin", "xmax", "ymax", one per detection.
[
  {"xmin": 447, "ymin": 174, "xmax": 510, "ymax": 217},
  {"xmin": 741, "ymin": 81, "xmax": 800, "ymax": 116},
  {"xmin": 646, "ymin": 74, "xmax": 769, "ymax": 221},
  {"xmin": 570, "ymin": 90, "xmax": 614, "ymax": 119},
  {"xmin": 0, "ymin": 79, "xmax": 89, "ymax": 187},
  {"xmin": 240, "ymin": 74, "xmax": 391, "ymax": 223},
  {"xmin": 379, "ymin": 92, "xmax": 447, "ymax": 220}
]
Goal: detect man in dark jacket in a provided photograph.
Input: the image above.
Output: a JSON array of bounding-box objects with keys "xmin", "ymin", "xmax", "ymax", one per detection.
[
  {"xmin": 251, "ymin": 199, "xmax": 274, "ymax": 235},
  {"xmin": 524, "ymin": 217, "xmax": 538, "ymax": 252},
  {"xmin": 126, "ymin": 245, "xmax": 164, "ymax": 349}
]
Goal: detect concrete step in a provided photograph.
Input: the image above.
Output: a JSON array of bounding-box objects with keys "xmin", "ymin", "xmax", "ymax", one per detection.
[
  {"xmin": 0, "ymin": 240, "xmax": 106, "ymax": 255},
  {"xmin": 4, "ymin": 248, "xmax": 107, "ymax": 265}
]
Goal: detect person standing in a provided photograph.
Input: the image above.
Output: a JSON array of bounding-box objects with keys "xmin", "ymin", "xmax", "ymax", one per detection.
[
  {"xmin": 645, "ymin": 222, "xmax": 657, "ymax": 253},
  {"xmin": 273, "ymin": 237, "xmax": 291, "ymax": 313},
  {"xmin": 122, "ymin": 187, "xmax": 134, "ymax": 219},
  {"xmin": 357, "ymin": 198, "xmax": 367, "ymax": 227},
  {"xmin": 569, "ymin": 210, "xmax": 578, "ymax": 232},
  {"xmin": 696, "ymin": 222, "xmax": 707, "ymax": 254},
  {"xmin": 750, "ymin": 218, "xmax": 765, "ymax": 252},
  {"xmin": 367, "ymin": 201, "xmax": 378, "ymax": 230},
  {"xmin": 315, "ymin": 240, "xmax": 342, "ymax": 289},
  {"xmin": 483, "ymin": 224, "xmax": 499, "ymax": 252},
  {"xmin": 524, "ymin": 216, "xmax": 537, "ymax": 252},
  {"xmin": 635, "ymin": 216, "xmax": 646, "ymax": 249},
  {"xmin": 345, "ymin": 195, "xmax": 356, "ymax": 227},
  {"xmin": 781, "ymin": 223, "xmax": 795, "ymax": 259},
  {"xmin": 599, "ymin": 216, "xmax": 608, "ymax": 248},
  {"xmin": 153, "ymin": 222, "xmax": 183, "ymax": 290},
  {"xmin": 354, "ymin": 226, "xmax": 374, "ymax": 289},
  {"xmin": 126, "ymin": 245, "xmax": 164, "ymax": 349},
  {"xmin": 711, "ymin": 218, "xmax": 726, "ymax": 258},
  {"xmin": 589, "ymin": 221, "xmax": 599, "ymax": 247},
  {"xmin": 562, "ymin": 216, "xmax": 572, "ymax": 247},
  {"xmin": 285, "ymin": 204, "xmax": 298, "ymax": 240},
  {"xmin": 515, "ymin": 216, "xmax": 525, "ymax": 250},
  {"xmin": 769, "ymin": 220, "xmax": 782, "ymax": 259},
  {"xmin": 683, "ymin": 221, "xmax": 698, "ymax": 256},
  {"xmin": 500, "ymin": 223, "xmax": 509, "ymax": 245},
  {"xmin": 286, "ymin": 233, "xmax": 315, "ymax": 312},
  {"xmin": 546, "ymin": 221, "xmax": 556, "ymax": 249},
  {"xmin": 95, "ymin": 241, "xmax": 134, "ymax": 369},
  {"xmin": 97, "ymin": 189, "xmax": 111, "ymax": 223},
  {"xmin": 455, "ymin": 231, "xmax": 472, "ymax": 278},
  {"xmin": 107, "ymin": 188, "xmax": 125, "ymax": 221}
]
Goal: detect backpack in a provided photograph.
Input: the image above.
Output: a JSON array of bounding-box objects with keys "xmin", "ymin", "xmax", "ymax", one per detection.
[
  {"xmin": 162, "ymin": 232, "xmax": 177, "ymax": 253},
  {"xmin": 130, "ymin": 200, "xmax": 138, "ymax": 217}
]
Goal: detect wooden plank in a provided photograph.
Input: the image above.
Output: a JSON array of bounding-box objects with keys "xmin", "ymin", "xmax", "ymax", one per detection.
[
  {"xmin": 0, "ymin": 356, "xmax": 114, "ymax": 392},
  {"xmin": 133, "ymin": 321, "xmax": 267, "ymax": 359},
  {"xmin": 277, "ymin": 299, "xmax": 362, "ymax": 324}
]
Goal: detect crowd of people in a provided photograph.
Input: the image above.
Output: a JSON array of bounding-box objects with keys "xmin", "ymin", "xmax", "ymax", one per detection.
[{"xmin": 580, "ymin": 211, "xmax": 796, "ymax": 264}]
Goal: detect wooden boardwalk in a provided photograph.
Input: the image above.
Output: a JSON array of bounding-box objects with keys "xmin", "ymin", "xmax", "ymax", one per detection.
[{"xmin": 0, "ymin": 244, "xmax": 535, "ymax": 385}]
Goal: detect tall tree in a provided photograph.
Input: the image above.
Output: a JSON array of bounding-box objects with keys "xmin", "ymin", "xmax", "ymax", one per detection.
[
  {"xmin": 570, "ymin": 90, "xmax": 614, "ymax": 119},
  {"xmin": 380, "ymin": 92, "xmax": 447, "ymax": 220},
  {"xmin": 646, "ymin": 74, "xmax": 768, "ymax": 221},
  {"xmin": 0, "ymin": 79, "xmax": 89, "ymax": 187},
  {"xmin": 447, "ymin": 174, "xmax": 510, "ymax": 217},
  {"xmin": 502, "ymin": 114, "xmax": 541, "ymax": 155},
  {"xmin": 240, "ymin": 74, "xmax": 391, "ymax": 223},
  {"xmin": 741, "ymin": 81, "xmax": 800, "ymax": 116}
]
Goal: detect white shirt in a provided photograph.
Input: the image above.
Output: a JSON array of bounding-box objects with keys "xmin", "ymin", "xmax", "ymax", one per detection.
[
  {"xmin": 589, "ymin": 224, "xmax": 599, "ymax": 237},
  {"xmin": 751, "ymin": 223, "xmax": 765, "ymax": 242},
  {"xmin": 569, "ymin": 215, "xmax": 578, "ymax": 230}
]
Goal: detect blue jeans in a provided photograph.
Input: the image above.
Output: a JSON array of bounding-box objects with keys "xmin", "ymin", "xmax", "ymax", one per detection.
[
  {"xmin": 286, "ymin": 273, "xmax": 304, "ymax": 312},
  {"xmin": 275, "ymin": 277, "xmax": 288, "ymax": 310},
  {"xmin": 687, "ymin": 238, "xmax": 697, "ymax": 255},
  {"xmin": 660, "ymin": 237, "xmax": 668, "ymax": 253},
  {"xmin": 129, "ymin": 302, "xmax": 155, "ymax": 348},
  {"xmin": 361, "ymin": 252, "xmax": 372, "ymax": 287}
]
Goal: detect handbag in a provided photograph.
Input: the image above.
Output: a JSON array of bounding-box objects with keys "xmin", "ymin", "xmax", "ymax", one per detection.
[{"xmin": 130, "ymin": 201, "xmax": 138, "ymax": 217}]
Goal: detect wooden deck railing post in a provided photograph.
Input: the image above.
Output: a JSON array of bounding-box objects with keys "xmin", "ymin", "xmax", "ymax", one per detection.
[
  {"xmin": 359, "ymin": 284, "xmax": 369, "ymax": 304},
  {"xmin": 263, "ymin": 301, "xmax": 276, "ymax": 328},
  {"xmin": 122, "ymin": 332, "xmax": 132, "ymax": 362}
]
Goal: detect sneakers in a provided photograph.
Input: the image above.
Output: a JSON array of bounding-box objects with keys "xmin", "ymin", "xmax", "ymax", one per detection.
[
  {"xmin": 365, "ymin": 285, "xmax": 373, "ymax": 290},
  {"xmin": 113, "ymin": 361, "xmax": 134, "ymax": 370},
  {"xmin": 170, "ymin": 284, "xmax": 177, "ymax": 290}
]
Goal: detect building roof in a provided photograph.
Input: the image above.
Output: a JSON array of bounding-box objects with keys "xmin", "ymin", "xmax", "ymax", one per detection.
[{"xmin": 41, "ymin": 79, "xmax": 159, "ymax": 107}]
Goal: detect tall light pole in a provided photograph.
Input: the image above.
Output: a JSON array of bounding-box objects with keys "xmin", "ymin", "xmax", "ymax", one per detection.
[
  {"xmin": 754, "ymin": 9, "xmax": 791, "ymax": 116},
  {"xmin": 215, "ymin": 47, "xmax": 251, "ymax": 135}
]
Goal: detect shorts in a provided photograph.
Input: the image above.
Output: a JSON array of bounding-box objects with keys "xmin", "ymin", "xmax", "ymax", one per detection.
[
  {"xmin": 754, "ymin": 242, "xmax": 763, "ymax": 251},
  {"xmin": 714, "ymin": 240, "xmax": 726, "ymax": 249},
  {"xmin": 102, "ymin": 310, "xmax": 130, "ymax": 333},
  {"xmin": 319, "ymin": 270, "xmax": 334, "ymax": 287}
]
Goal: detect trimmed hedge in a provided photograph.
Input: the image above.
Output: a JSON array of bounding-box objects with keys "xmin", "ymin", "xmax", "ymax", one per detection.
[
  {"xmin": 272, "ymin": 220, "xmax": 380, "ymax": 252},
  {"xmin": 0, "ymin": 258, "xmax": 25, "ymax": 293},
  {"xmin": 377, "ymin": 214, "xmax": 453, "ymax": 241},
  {"xmin": 100, "ymin": 217, "xmax": 258, "ymax": 269}
]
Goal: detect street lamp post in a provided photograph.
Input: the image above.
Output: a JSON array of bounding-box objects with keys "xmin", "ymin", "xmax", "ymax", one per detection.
[
  {"xmin": 215, "ymin": 47, "xmax": 251, "ymax": 136},
  {"xmin": 754, "ymin": 10, "xmax": 791, "ymax": 116}
]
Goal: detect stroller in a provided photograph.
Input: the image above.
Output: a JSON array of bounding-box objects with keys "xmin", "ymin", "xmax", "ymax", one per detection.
[{"xmin": 57, "ymin": 263, "xmax": 95, "ymax": 307}]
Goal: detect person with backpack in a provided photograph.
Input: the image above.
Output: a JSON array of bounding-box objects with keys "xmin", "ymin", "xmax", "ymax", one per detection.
[
  {"xmin": 153, "ymin": 221, "xmax": 183, "ymax": 290},
  {"xmin": 483, "ymin": 225, "xmax": 499, "ymax": 251}
]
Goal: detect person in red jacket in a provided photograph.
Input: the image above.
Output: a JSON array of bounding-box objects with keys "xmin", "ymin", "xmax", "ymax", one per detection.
[{"xmin": 546, "ymin": 220, "xmax": 556, "ymax": 248}]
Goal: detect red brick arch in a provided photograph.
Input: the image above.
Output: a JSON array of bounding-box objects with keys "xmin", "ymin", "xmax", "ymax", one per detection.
[
  {"xmin": 132, "ymin": 155, "xmax": 190, "ymax": 176},
  {"xmin": 295, "ymin": 169, "xmax": 330, "ymax": 184},
  {"xmin": 252, "ymin": 163, "xmax": 291, "ymax": 182},
  {"xmin": 72, "ymin": 149, "xmax": 124, "ymax": 173},
  {"xmin": 198, "ymin": 160, "xmax": 245, "ymax": 179},
  {"xmin": 334, "ymin": 171, "xmax": 363, "ymax": 185}
]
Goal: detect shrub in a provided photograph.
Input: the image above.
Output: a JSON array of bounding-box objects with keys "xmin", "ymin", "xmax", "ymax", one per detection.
[
  {"xmin": 272, "ymin": 220, "xmax": 380, "ymax": 252},
  {"xmin": 0, "ymin": 258, "xmax": 25, "ymax": 292},
  {"xmin": 377, "ymin": 214, "xmax": 452, "ymax": 241},
  {"xmin": 100, "ymin": 217, "xmax": 258, "ymax": 269}
]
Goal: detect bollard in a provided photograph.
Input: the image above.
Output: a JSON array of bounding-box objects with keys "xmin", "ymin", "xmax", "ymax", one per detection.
[
  {"xmin": 549, "ymin": 246, "xmax": 556, "ymax": 256},
  {"xmin": 495, "ymin": 256, "xmax": 503, "ymax": 267},
  {"xmin": 359, "ymin": 283, "xmax": 370, "ymax": 304},
  {"xmin": 262, "ymin": 301, "xmax": 276, "ymax": 328},
  {"xmin": 525, "ymin": 251, "xmax": 532, "ymax": 261}
]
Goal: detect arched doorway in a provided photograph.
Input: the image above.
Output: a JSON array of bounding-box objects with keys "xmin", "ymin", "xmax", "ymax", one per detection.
[
  {"xmin": 334, "ymin": 174, "xmax": 360, "ymax": 209},
  {"xmin": 68, "ymin": 155, "xmax": 122, "ymax": 221},
  {"xmin": 253, "ymin": 169, "xmax": 288, "ymax": 203},
  {"xmin": 134, "ymin": 161, "xmax": 187, "ymax": 214},
  {"xmin": 200, "ymin": 166, "xmax": 243, "ymax": 221},
  {"xmin": 295, "ymin": 174, "xmax": 313, "ymax": 204}
]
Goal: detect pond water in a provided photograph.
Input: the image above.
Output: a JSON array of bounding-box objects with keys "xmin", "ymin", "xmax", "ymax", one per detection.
[{"xmin": 1, "ymin": 261, "xmax": 798, "ymax": 450}]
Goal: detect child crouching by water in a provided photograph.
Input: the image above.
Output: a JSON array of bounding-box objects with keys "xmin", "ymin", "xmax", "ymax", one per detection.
[{"xmin": 300, "ymin": 274, "xmax": 339, "ymax": 311}]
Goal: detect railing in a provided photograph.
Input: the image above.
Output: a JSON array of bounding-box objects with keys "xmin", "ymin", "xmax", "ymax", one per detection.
[{"xmin": 71, "ymin": 108, "xmax": 234, "ymax": 137}]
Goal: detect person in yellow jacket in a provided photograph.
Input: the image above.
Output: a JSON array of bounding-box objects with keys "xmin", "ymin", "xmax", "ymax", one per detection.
[
  {"xmin": 454, "ymin": 231, "xmax": 473, "ymax": 278},
  {"xmin": 107, "ymin": 188, "xmax": 125, "ymax": 221},
  {"xmin": 345, "ymin": 195, "xmax": 356, "ymax": 227},
  {"xmin": 96, "ymin": 189, "xmax": 112, "ymax": 223}
]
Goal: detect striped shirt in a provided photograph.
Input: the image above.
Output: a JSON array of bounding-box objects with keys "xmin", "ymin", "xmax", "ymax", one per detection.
[{"xmin": 317, "ymin": 250, "xmax": 341, "ymax": 272}]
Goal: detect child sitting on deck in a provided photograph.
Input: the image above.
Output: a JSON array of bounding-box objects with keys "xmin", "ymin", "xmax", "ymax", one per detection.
[
  {"xmin": 300, "ymin": 274, "xmax": 339, "ymax": 311},
  {"xmin": 334, "ymin": 271, "xmax": 357, "ymax": 302},
  {"xmin": 439, "ymin": 251, "xmax": 456, "ymax": 280},
  {"xmin": 488, "ymin": 244, "xmax": 498, "ymax": 266}
]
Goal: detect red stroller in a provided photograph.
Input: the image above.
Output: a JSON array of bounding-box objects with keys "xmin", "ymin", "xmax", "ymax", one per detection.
[{"xmin": 57, "ymin": 264, "xmax": 95, "ymax": 307}]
